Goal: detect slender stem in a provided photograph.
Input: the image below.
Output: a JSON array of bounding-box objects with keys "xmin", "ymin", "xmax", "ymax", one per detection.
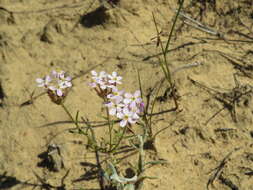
[
  {"xmin": 104, "ymin": 97, "xmax": 113, "ymax": 151},
  {"xmin": 163, "ymin": 0, "xmax": 184, "ymax": 109},
  {"xmin": 109, "ymin": 125, "xmax": 127, "ymax": 152},
  {"xmin": 153, "ymin": 13, "xmax": 177, "ymax": 109},
  {"xmin": 61, "ymin": 103, "xmax": 80, "ymax": 130},
  {"xmin": 61, "ymin": 103, "xmax": 74, "ymax": 122},
  {"xmin": 148, "ymin": 79, "xmax": 164, "ymax": 137},
  {"xmin": 164, "ymin": 0, "xmax": 185, "ymax": 60},
  {"xmin": 106, "ymin": 106, "xmax": 113, "ymax": 151},
  {"xmin": 83, "ymin": 118, "xmax": 105, "ymax": 190},
  {"xmin": 136, "ymin": 68, "xmax": 150, "ymax": 143},
  {"xmin": 153, "ymin": 0, "xmax": 184, "ymax": 110}
]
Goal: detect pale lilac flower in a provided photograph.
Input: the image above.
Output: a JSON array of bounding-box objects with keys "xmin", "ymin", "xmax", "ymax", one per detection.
[
  {"xmin": 48, "ymin": 85, "xmax": 56, "ymax": 91},
  {"xmin": 49, "ymin": 70, "xmax": 72, "ymax": 89},
  {"xmin": 58, "ymin": 76, "xmax": 72, "ymax": 89},
  {"xmin": 89, "ymin": 70, "xmax": 123, "ymax": 91},
  {"xmin": 89, "ymin": 71, "xmax": 99, "ymax": 88},
  {"xmin": 56, "ymin": 89, "xmax": 63, "ymax": 96},
  {"xmin": 47, "ymin": 85, "xmax": 63, "ymax": 97},
  {"xmin": 88, "ymin": 70, "xmax": 144, "ymax": 127},
  {"xmin": 90, "ymin": 70, "xmax": 101, "ymax": 84},
  {"xmin": 117, "ymin": 107, "xmax": 139, "ymax": 127},
  {"xmin": 90, "ymin": 70, "xmax": 112, "ymax": 90},
  {"xmin": 89, "ymin": 82, "xmax": 97, "ymax": 88},
  {"xmin": 108, "ymin": 71, "xmax": 122, "ymax": 85},
  {"xmin": 105, "ymin": 99, "xmax": 124, "ymax": 116},
  {"xmin": 91, "ymin": 70, "xmax": 107, "ymax": 82},
  {"xmin": 107, "ymin": 87, "xmax": 124, "ymax": 102},
  {"xmin": 106, "ymin": 102, "xmax": 117, "ymax": 116},
  {"xmin": 98, "ymin": 80, "xmax": 108, "ymax": 90},
  {"xmin": 123, "ymin": 90, "xmax": 142, "ymax": 108},
  {"xmin": 99, "ymin": 71, "xmax": 107, "ymax": 78},
  {"xmin": 51, "ymin": 70, "xmax": 58, "ymax": 78},
  {"xmin": 36, "ymin": 75, "xmax": 51, "ymax": 87},
  {"xmin": 129, "ymin": 104, "xmax": 141, "ymax": 115},
  {"xmin": 58, "ymin": 71, "xmax": 65, "ymax": 79},
  {"xmin": 36, "ymin": 70, "xmax": 72, "ymax": 97},
  {"xmin": 91, "ymin": 70, "xmax": 98, "ymax": 79},
  {"xmin": 139, "ymin": 101, "xmax": 145, "ymax": 113}
]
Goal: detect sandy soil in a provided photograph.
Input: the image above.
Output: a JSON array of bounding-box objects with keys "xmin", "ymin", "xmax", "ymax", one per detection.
[{"xmin": 0, "ymin": 0, "xmax": 253, "ymax": 189}]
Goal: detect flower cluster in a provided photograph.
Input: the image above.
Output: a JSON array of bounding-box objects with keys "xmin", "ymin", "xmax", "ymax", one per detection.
[
  {"xmin": 89, "ymin": 70, "xmax": 122, "ymax": 98},
  {"xmin": 36, "ymin": 70, "xmax": 72, "ymax": 104},
  {"xmin": 89, "ymin": 71, "xmax": 144, "ymax": 127}
]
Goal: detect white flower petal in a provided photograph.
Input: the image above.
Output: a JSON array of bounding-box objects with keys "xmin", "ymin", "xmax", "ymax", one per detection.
[
  {"xmin": 56, "ymin": 89, "xmax": 63, "ymax": 96},
  {"xmin": 51, "ymin": 70, "xmax": 57, "ymax": 77},
  {"xmin": 124, "ymin": 93, "xmax": 132, "ymax": 99},
  {"xmin": 99, "ymin": 71, "xmax": 107, "ymax": 78},
  {"xmin": 108, "ymin": 79, "xmax": 116, "ymax": 84},
  {"xmin": 130, "ymin": 101, "xmax": 137, "ymax": 109},
  {"xmin": 116, "ymin": 107, "xmax": 123, "ymax": 113},
  {"xmin": 120, "ymin": 119, "xmax": 127, "ymax": 127},
  {"xmin": 36, "ymin": 78, "xmax": 44, "ymax": 83},
  {"xmin": 91, "ymin": 70, "xmax": 97, "ymax": 76},
  {"xmin": 136, "ymin": 97, "xmax": 142, "ymax": 103},
  {"xmin": 123, "ymin": 107, "xmax": 131, "ymax": 115},
  {"xmin": 65, "ymin": 81, "xmax": 72, "ymax": 87},
  {"xmin": 107, "ymin": 84, "xmax": 116, "ymax": 88},
  {"xmin": 114, "ymin": 95, "xmax": 123, "ymax": 103},
  {"xmin": 132, "ymin": 112, "xmax": 139, "ymax": 119},
  {"xmin": 100, "ymin": 84, "xmax": 107, "ymax": 90},
  {"xmin": 123, "ymin": 98, "xmax": 131, "ymax": 105},
  {"xmin": 112, "ymin": 71, "xmax": 117, "ymax": 77},
  {"xmin": 109, "ymin": 108, "xmax": 117, "ymax": 116},
  {"xmin": 89, "ymin": 82, "xmax": 97, "ymax": 88},
  {"xmin": 48, "ymin": 86, "xmax": 56, "ymax": 91},
  {"xmin": 117, "ymin": 77, "xmax": 122, "ymax": 81},
  {"xmin": 37, "ymin": 83, "xmax": 45, "ymax": 87},
  {"xmin": 57, "ymin": 71, "xmax": 65, "ymax": 79},
  {"xmin": 117, "ymin": 112, "xmax": 124, "ymax": 119},
  {"xmin": 45, "ymin": 75, "xmax": 52, "ymax": 83},
  {"xmin": 105, "ymin": 102, "xmax": 113, "ymax": 108},
  {"xmin": 107, "ymin": 94, "xmax": 114, "ymax": 99},
  {"xmin": 65, "ymin": 76, "xmax": 72, "ymax": 81},
  {"xmin": 128, "ymin": 118, "xmax": 137, "ymax": 124}
]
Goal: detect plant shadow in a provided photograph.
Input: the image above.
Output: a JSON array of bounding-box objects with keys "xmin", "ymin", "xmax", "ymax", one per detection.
[
  {"xmin": 0, "ymin": 172, "xmax": 21, "ymax": 189},
  {"xmin": 37, "ymin": 150, "xmax": 56, "ymax": 172},
  {"xmin": 73, "ymin": 161, "xmax": 99, "ymax": 182}
]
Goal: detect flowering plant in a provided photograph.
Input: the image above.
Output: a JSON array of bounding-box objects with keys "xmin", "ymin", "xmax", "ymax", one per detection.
[
  {"xmin": 89, "ymin": 70, "xmax": 144, "ymax": 127},
  {"xmin": 34, "ymin": 69, "xmax": 168, "ymax": 190},
  {"xmin": 32, "ymin": 1, "xmax": 185, "ymax": 188},
  {"xmin": 36, "ymin": 70, "xmax": 72, "ymax": 104}
]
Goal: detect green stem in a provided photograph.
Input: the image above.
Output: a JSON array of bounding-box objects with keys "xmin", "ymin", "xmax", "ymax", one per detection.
[
  {"xmin": 109, "ymin": 125, "xmax": 127, "ymax": 152},
  {"xmin": 163, "ymin": 0, "xmax": 185, "ymax": 64},
  {"xmin": 163, "ymin": 0, "xmax": 185, "ymax": 82},
  {"xmin": 103, "ymin": 97, "xmax": 113, "ymax": 152},
  {"xmin": 154, "ymin": 0, "xmax": 184, "ymax": 110},
  {"xmin": 148, "ymin": 79, "xmax": 164, "ymax": 137},
  {"xmin": 105, "ymin": 106, "xmax": 113, "ymax": 151},
  {"xmin": 61, "ymin": 103, "xmax": 80, "ymax": 130}
]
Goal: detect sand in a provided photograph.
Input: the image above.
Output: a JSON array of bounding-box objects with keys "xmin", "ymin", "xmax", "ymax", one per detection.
[{"xmin": 0, "ymin": 0, "xmax": 253, "ymax": 189}]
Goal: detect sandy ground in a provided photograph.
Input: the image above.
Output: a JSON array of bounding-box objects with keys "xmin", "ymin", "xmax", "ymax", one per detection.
[{"xmin": 0, "ymin": 0, "xmax": 253, "ymax": 189}]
